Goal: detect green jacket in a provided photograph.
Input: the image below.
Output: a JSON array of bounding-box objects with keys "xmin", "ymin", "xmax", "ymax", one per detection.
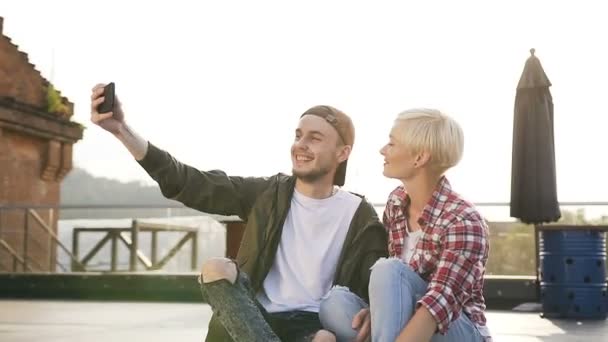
[{"xmin": 139, "ymin": 143, "xmax": 388, "ymax": 301}]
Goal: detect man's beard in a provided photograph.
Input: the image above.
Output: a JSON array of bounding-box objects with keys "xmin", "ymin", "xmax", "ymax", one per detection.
[{"xmin": 292, "ymin": 164, "xmax": 332, "ymax": 183}]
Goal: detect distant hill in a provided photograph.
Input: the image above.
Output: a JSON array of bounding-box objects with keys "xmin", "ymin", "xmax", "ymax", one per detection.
[
  {"xmin": 59, "ymin": 168, "xmax": 199, "ymax": 219},
  {"xmin": 60, "ymin": 168, "xmax": 175, "ymax": 206}
]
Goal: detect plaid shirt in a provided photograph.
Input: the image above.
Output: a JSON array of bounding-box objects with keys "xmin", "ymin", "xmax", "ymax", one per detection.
[{"xmin": 383, "ymin": 177, "xmax": 491, "ymax": 339}]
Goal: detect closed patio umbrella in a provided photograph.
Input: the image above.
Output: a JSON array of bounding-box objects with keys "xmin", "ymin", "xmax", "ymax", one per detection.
[{"xmin": 510, "ymin": 48, "xmax": 561, "ymax": 224}]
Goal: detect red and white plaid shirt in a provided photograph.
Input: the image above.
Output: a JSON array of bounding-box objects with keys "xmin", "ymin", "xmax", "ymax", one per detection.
[{"xmin": 383, "ymin": 177, "xmax": 491, "ymax": 339}]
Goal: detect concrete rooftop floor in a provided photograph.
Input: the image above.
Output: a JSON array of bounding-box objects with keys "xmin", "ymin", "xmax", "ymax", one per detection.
[{"xmin": 1, "ymin": 300, "xmax": 606, "ymax": 342}]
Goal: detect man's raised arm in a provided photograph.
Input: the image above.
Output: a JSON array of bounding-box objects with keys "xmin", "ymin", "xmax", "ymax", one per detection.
[{"xmin": 89, "ymin": 83, "xmax": 270, "ymax": 219}]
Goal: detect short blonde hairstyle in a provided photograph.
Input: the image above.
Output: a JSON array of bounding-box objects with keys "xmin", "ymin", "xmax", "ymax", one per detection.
[{"xmin": 393, "ymin": 108, "xmax": 464, "ymax": 172}]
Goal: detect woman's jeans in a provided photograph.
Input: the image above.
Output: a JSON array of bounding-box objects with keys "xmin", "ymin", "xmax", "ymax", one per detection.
[{"xmin": 319, "ymin": 258, "xmax": 483, "ymax": 342}]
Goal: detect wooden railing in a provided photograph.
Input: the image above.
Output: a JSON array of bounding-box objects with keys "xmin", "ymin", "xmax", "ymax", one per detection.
[
  {"xmin": 0, "ymin": 238, "xmax": 31, "ymax": 272},
  {"xmin": 0, "ymin": 205, "xmax": 206, "ymax": 273},
  {"xmin": 0, "ymin": 207, "xmax": 83, "ymax": 272},
  {"xmin": 72, "ymin": 220, "xmax": 198, "ymax": 272}
]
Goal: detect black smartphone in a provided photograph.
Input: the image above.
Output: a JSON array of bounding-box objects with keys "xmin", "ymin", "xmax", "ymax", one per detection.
[{"xmin": 98, "ymin": 82, "xmax": 115, "ymax": 113}]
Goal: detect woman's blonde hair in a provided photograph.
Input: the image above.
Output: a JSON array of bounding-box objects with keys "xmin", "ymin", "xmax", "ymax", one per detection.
[{"xmin": 393, "ymin": 108, "xmax": 464, "ymax": 172}]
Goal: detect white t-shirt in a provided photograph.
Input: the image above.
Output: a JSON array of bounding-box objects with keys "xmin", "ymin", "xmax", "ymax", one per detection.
[
  {"xmin": 256, "ymin": 188, "xmax": 362, "ymax": 313},
  {"xmin": 401, "ymin": 227, "xmax": 423, "ymax": 263}
]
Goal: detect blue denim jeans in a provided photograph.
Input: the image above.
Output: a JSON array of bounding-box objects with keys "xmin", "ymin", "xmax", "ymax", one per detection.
[{"xmin": 319, "ymin": 258, "xmax": 483, "ymax": 342}]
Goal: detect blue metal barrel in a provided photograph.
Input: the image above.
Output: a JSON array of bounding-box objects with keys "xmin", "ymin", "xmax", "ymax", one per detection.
[{"xmin": 539, "ymin": 226, "xmax": 607, "ymax": 319}]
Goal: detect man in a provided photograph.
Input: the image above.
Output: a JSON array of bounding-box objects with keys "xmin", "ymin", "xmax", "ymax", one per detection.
[{"xmin": 89, "ymin": 84, "xmax": 388, "ymax": 342}]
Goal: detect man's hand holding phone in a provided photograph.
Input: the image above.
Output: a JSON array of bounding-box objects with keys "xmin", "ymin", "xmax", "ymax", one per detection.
[
  {"xmin": 90, "ymin": 82, "xmax": 124, "ymax": 135},
  {"xmin": 89, "ymin": 82, "xmax": 148, "ymax": 160}
]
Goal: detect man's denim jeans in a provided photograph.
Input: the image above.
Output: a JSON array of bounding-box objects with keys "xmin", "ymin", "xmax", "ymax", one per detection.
[
  {"xmin": 201, "ymin": 269, "xmax": 321, "ymax": 342},
  {"xmin": 319, "ymin": 258, "xmax": 483, "ymax": 342}
]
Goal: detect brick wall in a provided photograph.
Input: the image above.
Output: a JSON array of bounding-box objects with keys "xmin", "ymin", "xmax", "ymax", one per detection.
[
  {"xmin": 0, "ymin": 17, "xmax": 73, "ymax": 118},
  {"xmin": 0, "ymin": 17, "xmax": 82, "ymax": 272},
  {"xmin": 0, "ymin": 129, "xmax": 60, "ymax": 271}
]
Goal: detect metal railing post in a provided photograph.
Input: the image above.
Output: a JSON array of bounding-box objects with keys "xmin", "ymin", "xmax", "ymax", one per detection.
[
  {"xmin": 151, "ymin": 230, "xmax": 158, "ymax": 266},
  {"xmin": 129, "ymin": 220, "xmax": 138, "ymax": 271},
  {"xmin": 22, "ymin": 209, "xmax": 28, "ymax": 272},
  {"xmin": 111, "ymin": 231, "xmax": 118, "ymax": 272},
  {"xmin": 72, "ymin": 228, "xmax": 80, "ymax": 271},
  {"xmin": 49, "ymin": 208, "xmax": 54, "ymax": 271},
  {"xmin": 191, "ymin": 231, "xmax": 198, "ymax": 271}
]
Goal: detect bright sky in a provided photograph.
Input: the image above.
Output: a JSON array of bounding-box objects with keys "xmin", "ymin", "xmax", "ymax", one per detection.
[{"xmin": 2, "ymin": 0, "xmax": 607, "ymax": 205}]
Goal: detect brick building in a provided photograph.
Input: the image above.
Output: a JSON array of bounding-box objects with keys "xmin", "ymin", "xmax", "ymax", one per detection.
[{"xmin": 0, "ymin": 17, "xmax": 84, "ymax": 272}]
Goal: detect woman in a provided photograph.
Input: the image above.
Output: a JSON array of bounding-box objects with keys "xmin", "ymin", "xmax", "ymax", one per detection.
[{"xmin": 318, "ymin": 108, "xmax": 492, "ymax": 342}]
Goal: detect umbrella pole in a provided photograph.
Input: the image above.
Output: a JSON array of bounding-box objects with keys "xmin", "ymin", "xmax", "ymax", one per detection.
[{"xmin": 534, "ymin": 224, "xmax": 541, "ymax": 301}]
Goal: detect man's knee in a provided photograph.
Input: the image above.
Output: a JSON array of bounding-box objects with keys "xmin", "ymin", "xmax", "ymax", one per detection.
[
  {"xmin": 320, "ymin": 286, "xmax": 350, "ymax": 310},
  {"xmin": 319, "ymin": 286, "xmax": 356, "ymax": 321},
  {"xmin": 201, "ymin": 257, "xmax": 237, "ymax": 284},
  {"xmin": 312, "ymin": 330, "xmax": 336, "ymax": 342},
  {"xmin": 319, "ymin": 287, "xmax": 361, "ymax": 342}
]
